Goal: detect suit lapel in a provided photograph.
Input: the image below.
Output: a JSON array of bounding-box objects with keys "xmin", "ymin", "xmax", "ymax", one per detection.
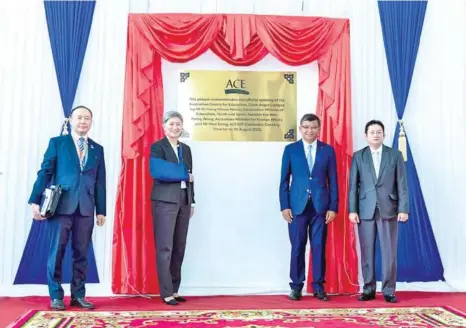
[
  {"xmin": 66, "ymin": 135, "xmax": 81, "ymax": 169},
  {"xmin": 83, "ymin": 139, "xmax": 97, "ymax": 171},
  {"xmin": 297, "ymin": 140, "xmax": 311, "ymax": 175},
  {"xmin": 377, "ymin": 145, "xmax": 389, "ymax": 182},
  {"xmin": 181, "ymin": 143, "xmax": 188, "ymax": 165},
  {"xmin": 162, "ymin": 137, "xmax": 179, "ymax": 163},
  {"xmin": 311, "ymin": 140, "xmax": 323, "ymax": 176},
  {"xmin": 363, "ymin": 147, "xmax": 378, "ymax": 185}
]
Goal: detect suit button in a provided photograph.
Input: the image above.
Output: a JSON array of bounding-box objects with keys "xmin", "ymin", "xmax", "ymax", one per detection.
[
  {"xmin": 80, "ymin": 173, "xmax": 82, "ymax": 176},
  {"xmin": 306, "ymin": 189, "xmax": 309, "ymax": 193},
  {"xmin": 309, "ymin": 177, "xmax": 312, "ymax": 180}
]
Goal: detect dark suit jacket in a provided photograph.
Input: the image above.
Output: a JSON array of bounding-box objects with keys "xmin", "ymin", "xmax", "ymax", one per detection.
[
  {"xmin": 349, "ymin": 145, "xmax": 408, "ymax": 220},
  {"xmin": 279, "ymin": 139, "xmax": 338, "ymax": 216},
  {"xmin": 29, "ymin": 135, "xmax": 106, "ymax": 217},
  {"xmin": 150, "ymin": 137, "xmax": 195, "ymax": 205}
]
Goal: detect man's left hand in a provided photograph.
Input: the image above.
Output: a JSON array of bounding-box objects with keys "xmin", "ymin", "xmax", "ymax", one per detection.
[
  {"xmin": 325, "ymin": 211, "xmax": 336, "ymax": 224},
  {"xmin": 97, "ymin": 214, "xmax": 106, "ymax": 226},
  {"xmin": 190, "ymin": 207, "xmax": 194, "ymax": 218},
  {"xmin": 397, "ymin": 213, "xmax": 408, "ymax": 222}
]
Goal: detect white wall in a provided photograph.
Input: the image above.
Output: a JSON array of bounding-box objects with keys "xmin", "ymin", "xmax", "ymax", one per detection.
[{"xmin": 0, "ymin": 0, "xmax": 465, "ymax": 296}]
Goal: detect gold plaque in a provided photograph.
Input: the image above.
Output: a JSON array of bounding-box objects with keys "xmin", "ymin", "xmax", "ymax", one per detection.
[{"xmin": 178, "ymin": 70, "xmax": 297, "ymax": 142}]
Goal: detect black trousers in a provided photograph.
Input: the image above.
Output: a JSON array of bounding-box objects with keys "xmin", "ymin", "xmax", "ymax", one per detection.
[
  {"xmin": 47, "ymin": 208, "xmax": 94, "ymax": 300},
  {"xmin": 152, "ymin": 190, "xmax": 191, "ymax": 298}
]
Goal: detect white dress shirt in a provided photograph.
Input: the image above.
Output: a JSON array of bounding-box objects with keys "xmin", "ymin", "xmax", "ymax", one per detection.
[
  {"xmin": 370, "ymin": 145, "xmax": 383, "ymax": 178},
  {"xmin": 170, "ymin": 142, "xmax": 187, "ymax": 189},
  {"xmin": 71, "ymin": 131, "xmax": 88, "ymax": 155},
  {"xmin": 303, "ymin": 139, "xmax": 317, "ymax": 196}
]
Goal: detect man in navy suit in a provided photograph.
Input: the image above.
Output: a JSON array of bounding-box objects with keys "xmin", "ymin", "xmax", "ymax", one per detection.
[
  {"xmin": 279, "ymin": 114, "xmax": 338, "ymax": 301},
  {"xmin": 29, "ymin": 106, "xmax": 106, "ymax": 310}
]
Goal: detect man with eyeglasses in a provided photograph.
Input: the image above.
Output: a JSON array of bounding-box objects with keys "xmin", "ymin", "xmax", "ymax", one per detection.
[{"xmin": 279, "ymin": 113, "xmax": 338, "ymax": 302}]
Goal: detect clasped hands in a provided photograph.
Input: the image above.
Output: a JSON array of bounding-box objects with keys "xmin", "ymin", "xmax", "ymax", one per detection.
[
  {"xmin": 348, "ymin": 212, "xmax": 408, "ymax": 223},
  {"xmin": 281, "ymin": 209, "xmax": 336, "ymax": 224}
]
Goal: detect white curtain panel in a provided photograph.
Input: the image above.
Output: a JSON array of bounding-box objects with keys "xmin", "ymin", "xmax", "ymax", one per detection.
[{"xmin": 0, "ymin": 0, "xmax": 130, "ymax": 296}]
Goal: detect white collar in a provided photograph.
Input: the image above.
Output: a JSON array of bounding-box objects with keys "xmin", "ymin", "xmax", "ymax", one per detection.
[
  {"xmin": 71, "ymin": 131, "xmax": 88, "ymax": 142},
  {"xmin": 302, "ymin": 139, "xmax": 317, "ymax": 147},
  {"xmin": 369, "ymin": 145, "xmax": 383, "ymax": 153}
]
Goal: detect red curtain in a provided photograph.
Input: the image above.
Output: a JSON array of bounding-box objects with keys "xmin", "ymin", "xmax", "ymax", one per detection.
[{"xmin": 113, "ymin": 13, "xmax": 358, "ymax": 295}]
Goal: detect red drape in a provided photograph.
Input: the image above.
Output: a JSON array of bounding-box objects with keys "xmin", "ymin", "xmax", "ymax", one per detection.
[{"xmin": 113, "ymin": 13, "xmax": 358, "ymax": 295}]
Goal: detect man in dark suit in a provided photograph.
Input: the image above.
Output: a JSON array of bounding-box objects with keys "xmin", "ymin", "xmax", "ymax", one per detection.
[
  {"xmin": 29, "ymin": 106, "xmax": 106, "ymax": 310},
  {"xmin": 349, "ymin": 120, "xmax": 408, "ymax": 303},
  {"xmin": 279, "ymin": 114, "xmax": 338, "ymax": 301},
  {"xmin": 149, "ymin": 111, "xmax": 194, "ymax": 305}
]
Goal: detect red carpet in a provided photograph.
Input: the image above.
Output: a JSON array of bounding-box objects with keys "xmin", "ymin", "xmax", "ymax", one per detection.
[
  {"xmin": 9, "ymin": 307, "xmax": 466, "ymax": 327},
  {"xmin": 1, "ymin": 292, "xmax": 465, "ymax": 327}
]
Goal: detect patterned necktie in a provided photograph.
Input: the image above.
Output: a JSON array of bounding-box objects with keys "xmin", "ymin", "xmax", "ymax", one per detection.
[
  {"xmin": 307, "ymin": 144, "xmax": 314, "ymax": 173},
  {"xmin": 78, "ymin": 137, "xmax": 85, "ymax": 169}
]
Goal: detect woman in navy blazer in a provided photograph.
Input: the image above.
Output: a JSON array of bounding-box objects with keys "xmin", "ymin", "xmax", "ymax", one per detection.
[{"xmin": 149, "ymin": 111, "xmax": 194, "ymax": 305}]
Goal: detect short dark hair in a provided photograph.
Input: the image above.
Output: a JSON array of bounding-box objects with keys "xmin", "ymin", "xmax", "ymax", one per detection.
[
  {"xmin": 365, "ymin": 120, "xmax": 384, "ymax": 134},
  {"xmin": 70, "ymin": 105, "xmax": 93, "ymax": 118},
  {"xmin": 300, "ymin": 113, "xmax": 320, "ymax": 126}
]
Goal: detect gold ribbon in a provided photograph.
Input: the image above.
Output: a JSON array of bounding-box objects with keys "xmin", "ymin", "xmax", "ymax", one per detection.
[
  {"xmin": 61, "ymin": 118, "xmax": 69, "ymax": 135},
  {"xmin": 398, "ymin": 120, "xmax": 407, "ymax": 162}
]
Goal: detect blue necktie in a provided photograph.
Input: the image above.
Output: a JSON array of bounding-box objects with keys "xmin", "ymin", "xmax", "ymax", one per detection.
[
  {"xmin": 307, "ymin": 144, "xmax": 314, "ymax": 173},
  {"xmin": 177, "ymin": 145, "xmax": 183, "ymax": 164}
]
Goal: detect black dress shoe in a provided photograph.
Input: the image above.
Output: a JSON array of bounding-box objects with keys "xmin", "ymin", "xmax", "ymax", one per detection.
[
  {"xmin": 50, "ymin": 299, "xmax": 65, "ymax": 310},
  {"xmin": 384, "ymin": 294, "xmax": 397, "ymax": 303},
  {"xmin": 163, "ymin": 298, "xmax": 178, "ymax": 305},
  {"xmin": 358, "ymin": 292, "xmax": 376, "ymax": 301},
  {"xmin": 313, "ymin": 291, "xmax": 329, "ymax": 301},
  {"xmin": 70, "ymin": 297, "xmax": 95, "ymax": 309},
  {"xmin": 289, "ymin": 289, "xmax": 302, "ymax": 301},
  {"xmin": 174, "ymin": 296, "xmax": 186, "ymax": 302}
]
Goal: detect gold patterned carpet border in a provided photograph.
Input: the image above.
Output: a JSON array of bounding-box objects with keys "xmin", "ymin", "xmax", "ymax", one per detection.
[{"xmin": 10, "ymin": 306, "xmax": 466, "ymax": 328}]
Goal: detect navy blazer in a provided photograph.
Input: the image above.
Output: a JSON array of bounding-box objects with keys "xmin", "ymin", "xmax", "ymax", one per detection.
[
  {"xmin": 149, "ymin": 137, "xmax": 194, "ymax": 205},
  {"xmin": 279, "ymin": 139, "xmax": 338, "ymax": 216},
  {"xmin": 29, "ymin": 135, "xmax": 106, "ymax": 217}
]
